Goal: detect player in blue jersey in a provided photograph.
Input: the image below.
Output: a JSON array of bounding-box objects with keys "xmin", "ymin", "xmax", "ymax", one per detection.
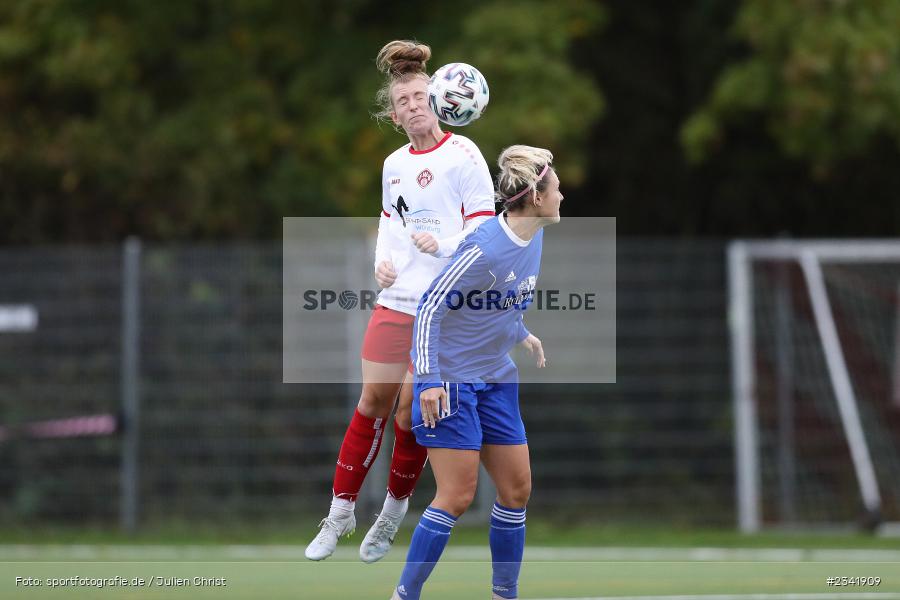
[{"xmin": 389, "ymin": 145, "xmax": 562, "ymax": 600}]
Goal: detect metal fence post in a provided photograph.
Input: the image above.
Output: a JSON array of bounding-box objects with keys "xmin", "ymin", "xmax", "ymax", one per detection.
[{"xmin": 120, "ymin": 237, "xmax": 142, "ymax": 533}]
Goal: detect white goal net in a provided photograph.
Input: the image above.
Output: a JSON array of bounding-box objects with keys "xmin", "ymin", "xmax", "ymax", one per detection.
[{"xmin": 729, "ymin": 240, "xmax": 900, "ymax": 532}]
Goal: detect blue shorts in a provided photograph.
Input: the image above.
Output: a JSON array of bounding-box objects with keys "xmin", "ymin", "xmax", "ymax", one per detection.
[{"xmin": 412, "ymin": 375, "xmax": 526, "ymax": 450}]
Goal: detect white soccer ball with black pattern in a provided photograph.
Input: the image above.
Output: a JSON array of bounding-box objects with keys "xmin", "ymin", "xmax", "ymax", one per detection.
[{"xmin": 427, "ymin": 63, "xmax": 490, "ymax": 127}]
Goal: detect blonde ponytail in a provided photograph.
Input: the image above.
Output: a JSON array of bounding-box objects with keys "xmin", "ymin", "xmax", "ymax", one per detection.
[{"xmin": 496, "ymin": 146, "xmax": 554, "ymax": 211}]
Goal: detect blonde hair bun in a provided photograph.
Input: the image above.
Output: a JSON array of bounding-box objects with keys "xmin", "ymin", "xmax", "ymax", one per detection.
[{"xmin": 376, "ymin": 40, "xmax": 431, "ymax": 76}]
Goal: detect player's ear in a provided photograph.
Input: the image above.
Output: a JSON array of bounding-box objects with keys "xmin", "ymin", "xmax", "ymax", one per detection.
[{"xmin": 390, "ymin": 110, "xmax": 400, "ymax": 126}]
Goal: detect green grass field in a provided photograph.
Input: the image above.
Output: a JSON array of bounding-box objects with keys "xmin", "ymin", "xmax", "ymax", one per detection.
[{"xmin": 3, "ymin": 525, "xmax": 900, "ymax": 600}]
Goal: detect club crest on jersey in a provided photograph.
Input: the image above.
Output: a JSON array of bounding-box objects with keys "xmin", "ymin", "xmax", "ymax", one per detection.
[
  {"xmin": 517, "ymin": 275, "xmax": 537, "ymax": 296},
  {"xmin": 417, "ymin": 169, "xmax": 434, "ymax": 188}
]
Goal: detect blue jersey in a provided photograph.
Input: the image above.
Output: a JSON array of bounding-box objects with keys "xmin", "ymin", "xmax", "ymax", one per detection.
[{"xmin": 412, "ymin": 214, "xmax": 543, "ymax": 389}]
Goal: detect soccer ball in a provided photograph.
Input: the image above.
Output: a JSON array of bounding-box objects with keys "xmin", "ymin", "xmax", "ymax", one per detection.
[{"xmin": 428, "ymin": 63, "xmax": 490, "ymax": 127}]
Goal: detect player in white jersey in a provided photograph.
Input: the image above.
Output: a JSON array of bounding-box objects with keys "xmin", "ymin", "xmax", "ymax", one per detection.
[
  {"xmin": 305, "ymin": 40, "xmax": 494, "ymax": 563},
  {"xmin": 377, "ymin": 130, "xmax": 496, "ymax": 314}
]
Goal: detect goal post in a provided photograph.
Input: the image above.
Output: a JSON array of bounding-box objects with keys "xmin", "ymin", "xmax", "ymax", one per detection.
[{"xmin": 729, "ymin": 240, "xmax": 900, "ymax": 533}]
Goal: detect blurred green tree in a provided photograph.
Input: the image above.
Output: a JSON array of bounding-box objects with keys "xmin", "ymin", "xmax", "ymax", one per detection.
[
  {"xmin": 442, "ymin": 0, "xmax": 606, "ymax": 191},
  {"xmin": 0, "ymin": 0, "xmax": 604, "ymax": 243},
  {"xmin": 682, "ymin": 0, "xmax": 900, "ymax": 173},
  {"xmin": 578, "ymin": 0, "xmax": 900, "ymax": 236}
]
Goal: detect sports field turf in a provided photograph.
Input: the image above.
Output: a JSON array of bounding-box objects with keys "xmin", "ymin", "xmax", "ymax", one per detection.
[{"xmin": 2, "ymin": 526, "xmax": 899, "ymax": 600}]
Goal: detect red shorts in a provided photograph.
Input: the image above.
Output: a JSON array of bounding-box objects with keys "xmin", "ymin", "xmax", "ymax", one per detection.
[{"xmin": 361, "ymin": 304, "xmax": 415, "ymax": 365}]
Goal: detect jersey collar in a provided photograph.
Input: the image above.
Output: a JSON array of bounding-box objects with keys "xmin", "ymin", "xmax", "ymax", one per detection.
[
  {"xmin": 409, "ymin": 131, "xmax": 452, "ymax": 155},
  {"xmin": 499, "ymin": 212, "xmax": 531, "ymax": 247}
]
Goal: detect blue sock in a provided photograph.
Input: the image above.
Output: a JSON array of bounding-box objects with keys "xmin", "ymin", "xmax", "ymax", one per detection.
[
  {"xmin": 395, "ymin": 506, "xmax": 457, "ymax": 600},
  {"xmin": 489, "ymin": 502, "xmax": 526, "ymax": 599}
]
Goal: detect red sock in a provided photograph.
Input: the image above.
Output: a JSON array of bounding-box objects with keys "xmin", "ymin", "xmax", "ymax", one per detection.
[
  {"xmin": 387, "ymin": 421, "xmax": 428, "ymax": 500},
  {"xmin": 332, "ymin": 409, "xmax": 386, "ymax": 501}
]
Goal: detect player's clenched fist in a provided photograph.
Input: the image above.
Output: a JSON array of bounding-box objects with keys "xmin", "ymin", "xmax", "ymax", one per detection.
[
  {"xmin": 374, "ymin": 260, "xmax": 398, "ymax": 289},
  {"xmin": 419, "ymin": 386, "xmax": 448, "ymax": 429},
  {"xmin": 411, "ymin": 232, "xmax": 439, "ymax": 255}
]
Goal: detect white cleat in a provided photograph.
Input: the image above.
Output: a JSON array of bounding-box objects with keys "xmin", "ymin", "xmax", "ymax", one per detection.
[
  {"xmin": 304, "ymin": 512, "xmax": 356, "ymax": 561},
  {"xmin": 359, "ymin": 506, "xmax": 407, "ymax": 563},
  {"xmin": 389, "ymin": 590, "xmax": 403, "ymax": 600},
  {"xmin": 492, "ymin": 595, "xmax": 516, "ymax": 600}
]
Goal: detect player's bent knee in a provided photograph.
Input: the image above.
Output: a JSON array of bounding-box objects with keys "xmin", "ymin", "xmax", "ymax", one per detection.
[
  {"xmin": 434, "ymin": 488, "xmax": 476, "ymax": 516},
  {"xmin": 357, "ymin": 387, "xmax": 395, "ymax": 418},
  {"xmin": 497, "ymin": 481, "xmax": 531, "ymax": 508},
  {"xmin": 394, "ymin": 404, "xmax": 412, "ymax": 431},
  {"xmin": 442, "ymin": 498, "xmax": 474, "ymax": 517}
]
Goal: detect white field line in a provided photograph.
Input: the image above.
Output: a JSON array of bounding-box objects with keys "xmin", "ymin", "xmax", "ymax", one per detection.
[
  {"xmin": 2, "ymin": 545, "xmax": 900, "ymax": 562},
  {"xmin": 531, "ymin": 595, "xmax": 900, "ymax": 600}
]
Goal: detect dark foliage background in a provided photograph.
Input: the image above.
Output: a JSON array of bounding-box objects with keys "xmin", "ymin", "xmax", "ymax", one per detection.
[{"xmin": 2, "ymin": 0, "xmax": 898, "ymax": 244}]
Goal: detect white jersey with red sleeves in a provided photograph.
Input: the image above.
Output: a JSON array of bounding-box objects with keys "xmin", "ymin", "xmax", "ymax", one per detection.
[{"xmin": 376, "ymin": 131, "xmax": 495, "ymax": 316}]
